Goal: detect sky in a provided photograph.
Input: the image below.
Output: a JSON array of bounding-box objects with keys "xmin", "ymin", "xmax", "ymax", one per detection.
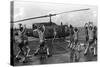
[{"xmin": 13, "ymin": 1, "xmax": 98, "ymax": 28}]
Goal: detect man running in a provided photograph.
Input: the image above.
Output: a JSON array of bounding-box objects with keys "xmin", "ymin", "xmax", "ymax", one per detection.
[
  {"xmin": 33, "ymin": 24, "xmax": 50, "ymax": 57},
  {"xmin": 73, "ymin": 27, "xmax": 79, "ymax": 49},
  {"xmin": 84, "ymin": 23, "xmax": 89, "ymax": 42},
  {"xmin": 15, "ymin": 24, "xmax": 30, "ymax": 62},
  {"xmin": 68, "ymin": 25, "xmax": 74, "ymax": 48},
  {"xmin": 84, "ymin": 22, "xmax": 94, "ymax": 55},
  {"xmin": 92, "ymin": 26, "xmax": 97, "ymax": 56}
]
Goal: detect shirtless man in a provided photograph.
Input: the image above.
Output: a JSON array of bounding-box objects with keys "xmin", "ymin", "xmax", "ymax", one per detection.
[
  {"xmin": 73, "ymin": 27, "xmax": 78, "ymax": 49},
  {"xmin": 84, "ymin": 23, "xmax": 94, "ymax": 55},
  {"xmin": 84, "ymin": 23, "xmax": 89, "ymax": 42},
  {"xmin": 15, "ymin": 24, "xmax": 30, "ymax": 62},
  {"xmin": 33, "ymin": 24, "xmax": 50, "ymax": 57},
  {"xmin": 68, "ymin": 25, "xmax": 74, "ymax": 48}
]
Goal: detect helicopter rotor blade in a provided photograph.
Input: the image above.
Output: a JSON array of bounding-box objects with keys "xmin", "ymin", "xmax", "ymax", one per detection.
[
  {"xmin": 13, "ymin": 8, "xmax": 90, "ymax": 23},
  {"xmin": 14, "ymin": 15, "xmax": 49, "ymax": 23},
  {"xmin": 55, "ymin": 8, "xmax": 90, "ymax": 15}
]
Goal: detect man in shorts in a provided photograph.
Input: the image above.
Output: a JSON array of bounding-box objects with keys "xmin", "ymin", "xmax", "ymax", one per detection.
[
  {"xmin": 73, "ymin": 27, "xmax": 79, "ymax": 49},
  {"xmin": 92, "ymin": 26, "xmax": 97, "ymax": 56},
  {"xmin": 68, "ymin": 25, "xmax": 74, "ymax": 48},
  {"xmin": 33, "ymin": 24, "xmax": 50, "ymax": 57},
  {"xmin": 84, "ymin": 23, "xmax": 94, "ymax": 55},
  {"xmin": 15, "ymin": 24, "xmax": 30, "ymax": 62},
  {"xmin": 84, "ymin": 23, "xmax": 89, "ymax": 42}
]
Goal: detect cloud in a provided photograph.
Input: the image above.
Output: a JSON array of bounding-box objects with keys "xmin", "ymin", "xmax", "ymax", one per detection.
[{"xmin": 14, "ymin": 7, "xmax": 24, "ymax": 19}]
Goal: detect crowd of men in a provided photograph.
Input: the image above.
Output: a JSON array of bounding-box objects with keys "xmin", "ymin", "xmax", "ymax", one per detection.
[
  {"xmin": 69, "ymin": 22, "xmax": 97, "ymax": 54},
  {"xmin": 14, "ymin": 21, "xmax": 97, "ymax": 63},
  {"xmin": 67, "ymin": 22, "xmax": 97, "ymax": 61}
]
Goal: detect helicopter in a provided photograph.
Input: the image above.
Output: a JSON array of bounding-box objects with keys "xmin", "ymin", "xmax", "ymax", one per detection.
[{"xmin": 13, "ymin": 8, "xmax": 90, "ymax": 39}]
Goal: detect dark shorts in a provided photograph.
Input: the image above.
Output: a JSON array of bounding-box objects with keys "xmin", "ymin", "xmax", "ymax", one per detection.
[
  {"xmin": 86, "ymin": 36, "xmax": 89, "ymax": 42},
  {"xmin": 74, "ymin": 39, "xmax": 78, "ymax": 44},
  {"xmin": 70, "ymin": 36, "xmax": 74, "ymax": 42},
  {"xmin": 18, "ymin": 42, "xmax": 24, "ymax": 49},
  {"xmin": 93, "ymin": 36, "xmax": 97, "ymax": 41},
  {"xmin": 18, "ymin": 40, "xmax": 28, "ymax": 51},
  {"xmin": 89, "ymin": 39, "xmax": 94, "ymax": 46}
]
